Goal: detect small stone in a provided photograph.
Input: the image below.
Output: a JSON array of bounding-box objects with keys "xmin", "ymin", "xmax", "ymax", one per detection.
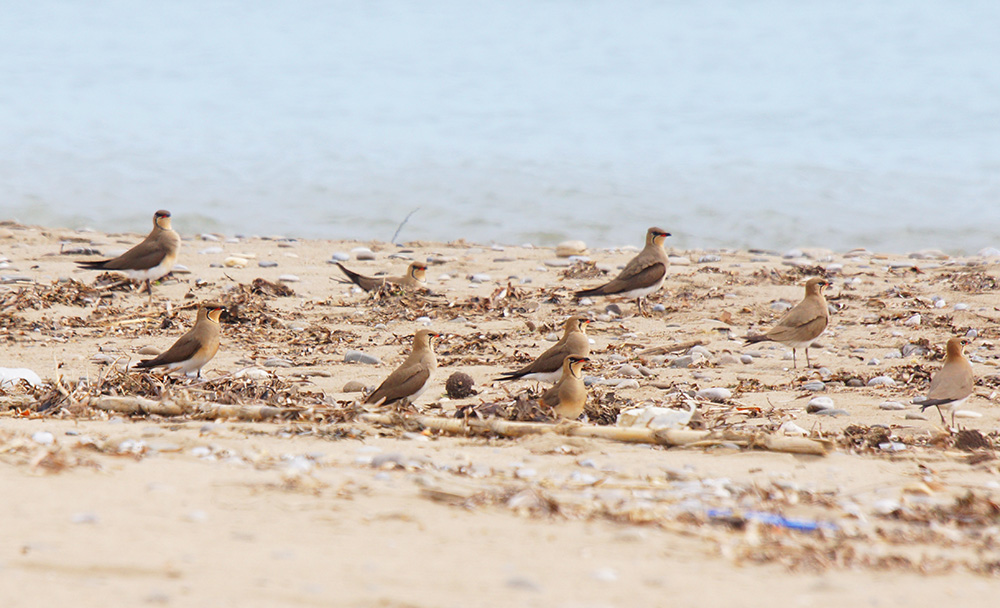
[
  {"xmin": 813, "ymin": 408, "xmax": 849, "ymax": 417},
  {"xmin": 954, "ymin": 303, "xmax": 969, "ymax": 311},
  {"xmin": 555, "ymin": 240, "xmax": 588, "ymax": 257},
  {"xmin": 138, "ymin": 345, "xmax": 162, "ymax": 356},
  {"xmin": 262, "ymin": 358, "xmax": 293, "ymax": 368},
  {"xmin": 651, "ymin": 304, "xmax": 666, "ymax": 313},
  {"xmin": 199, "ymin": 246, "xmax": 223, "ymax": 255},
  {"xmin": 698, "ymin": 255, "xmax": 721, "ymax": 263},
  {"xmin": 543, "ymin": 259, "xmax": 571, "ymax": 267},
  {"xmin": 258, "ymin": 260, "xmax": 278, "ymax": 268},
  {"xmin": 717, "ymin": 354, "xmax": 739, "ymax": 366},
  {"xmin": 613, "ymin": 379, "xmax": 640, "ymax": 390},
  {"xmin": 966, "ymin": 328, "xmax": 978, "ymax": 339},
  {"xmin": 696, "ymin": 387, "xmax": 732, "ymax": 402},
  {"xmin": 783, "ymin": 248, "xmax": 804, "ymax": 259},
  {"xmin": 578, "ymin": 297, "xmax": 594, "ymax": 306},
  {"xmin": 352, "ymin": 247, "xmax": 376, "ymax": 260},
  {"xmin": 846, "ymin": 378, "xmax": 864, "ymax": 387},
  {"xmin": 469, "ymin": 273, "xmax": 491, "ymax": 284},
  {"xmin": 234, "ymin": 367, "xmax": 270, "ymax": 380},
  {"xmin": 605, "ymin": 304, "xmax": 622, "ymax": 317},
  {"xmin": 778, "ymin": 421, "xmax": 808, "ymax": 436},
  {"xmin": 866, "ymin": 375, "xmax": 896, "ymax": 387},
  {"xmin": 770, "ymin": 300, "xmax": 793, "ymax": 312},
  {"xmin": 617, "ymin": 365, "xmax": 642, "ymax": 378},
  {"xmin": 330, "ymin": 252, "xmax": 350, "ymax": 261},
  {"xmin": 277, "ymin": 274, "xmax": 300, "ymax": 283},
  {"xmin": 342, "ymin": 380, "xmax": 367, "ymax": 393},
  {"xmin": 667, "ymin": 256, "xmax": 691, "ymax": 266},
  {"xmin": 806, "ymin": 397, "xmax": 835, "ymax": 412},
  {"xmin": 344, "ymin": 351, "xmax": 381, "ymax": 365},
  {"xmin": 688, "ymin": 345, "xmax": 712, "ymax": 358},
  {"xmin": 801, "ymin": 381, "xmax": 825, "ymax": 392},
  {"xmin": 879, "ymin": 441, "xmax": 907, "ymax": 452},
  {"xmin": 879, "ymin": 401, "xmax": 906, "ymax": 410},
  {"xmin": 223, "ymin": 256, "xmax": 248, "ymax": 268},
  {"xmin": 977, "ymin": 247, "xmax": 1000, "ymax": 258},
  {"xmin": 200, "ymin": 233, "xmax": 221, "ymax": 241},
  {"xmin": 901, "ymin": 344, "xmax": 927, "ymax": 357},
  {"xmin": 32, "ymin": 431, "xmax": 55, "ymax": 445},
  {"xmin": 669, "ymin": 355, "xmax": 695, "ymax": 368},
  {"xmin": 905, "ymin": 412, "xmax": 928, "ymax": 420},
  {"xmin": 740, "ymin": 354, "xmax": 754, "ymax": 365},
  {"xmin": 904, "ymin": 314, "xmax": 921, "ymax": 326}
]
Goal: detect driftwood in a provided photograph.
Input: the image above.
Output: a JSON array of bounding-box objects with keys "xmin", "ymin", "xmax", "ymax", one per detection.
[
  {"xmin": 359, "ymin": 413, "xmax": 829, "ymax": 456},
  {"xmin": 89, "ymin": 395, "xmax": 288, "ymax": 421}
]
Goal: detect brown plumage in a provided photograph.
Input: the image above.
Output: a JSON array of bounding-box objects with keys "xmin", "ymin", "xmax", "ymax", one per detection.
[
  {"xmin": 134, "ymin": 306, "xmax": 224, "ymax": 377},
  {"xmin": 745, "ymin": 277, "xmax": 830, "ymax": 368},
  {"xmin": 76, "ymin": 210, "xmax": 181, "ymax": 298},
  {"xmin": 920, "ymin": 337, "xmax": 974, "ymax": 427},
  {"xmin": 336, "ymin": 261, "xmax": 427, "ymax": 292},
  {"xmin": 365, "ymin": 329, "xmax": 439, "ymax": 406},
  {"xmin": 539, "ymin": 355, "xmax": 590, "ymax": 420},
  {"xmin": 575, "ymin": 227, "xmax": 670, "ymax": 314},
  {"xmin": 495, "ymin": 316, "xmax": 592, "ymax": 383}
]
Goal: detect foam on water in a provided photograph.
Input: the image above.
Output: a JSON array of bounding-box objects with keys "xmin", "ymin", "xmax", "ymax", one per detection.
[{"xmin": 2, "ymin": 1, "xmax": 998, "ymax": 252}]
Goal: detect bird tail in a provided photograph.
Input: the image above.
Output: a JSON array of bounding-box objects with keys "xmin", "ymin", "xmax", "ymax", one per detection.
[
  {"xmin": 575, "ymin": 286, "xmax": 604, "ymax": 298},
  {"xmin": 133, "ymin": 359, "xmax": 156, "ymax": 369},
  {"xmin": 918, "ymin": 398, "xmax": 950, "ymax": 412},
  {"xmin": 493, "ymin": 371, "xmax": 521, "ymax": 382},
  {"xmin": 335, "ymin": 262, "xmax": 364, "ymax": 286},
  {"xmin": 76, "ymin": 260, "xmax": 110, "ymax": 270},
  {"xmin": 744, "ymin": 334, "xmax": 771, "ymax": 345}
]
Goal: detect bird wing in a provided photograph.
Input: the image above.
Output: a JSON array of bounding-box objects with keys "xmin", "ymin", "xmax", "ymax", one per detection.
[
  {"xmin": 577, "ymin": 261, "xmax": 666, "ymax": 297},
  {"xmin": 85, "ymin": 231, "xmax": 175, "ymax": 271},
  {"xmin": 136, "ymin": 331, "xmax": 201, "ymax": 368},
  {"xmin": 927, "ymin": 361, "xmax": 974, "ymax": 401},
  {"xmin": 538, "ymin": 381, "xmax": 562, "ymax": 408},
  {"xmin": 766, "ymin": 302, "xmax": 828, "ymax": 343},
  {"xmin": 365, "ymin": 364, "xmax": 430, "ymax": 405}
]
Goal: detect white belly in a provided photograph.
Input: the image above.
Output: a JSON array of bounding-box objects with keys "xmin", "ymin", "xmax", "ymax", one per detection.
[{"xmin": 123, "ymin": 259, "xmax": 174, "ymax": 282}]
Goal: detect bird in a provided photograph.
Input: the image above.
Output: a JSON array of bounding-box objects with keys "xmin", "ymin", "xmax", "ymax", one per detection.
[
  {"xmin": 539, "ymin": 355, "xmax": 590, "ymax": 420},
  {"xmin": 134, "ymin": 305, "xmax": 225, "ymax": 378},
  {"xmin": 335, "ymin": 261, "xmax": 427, "ymax": 292},
  {"xmin": 495, "ymin": 316, "xmax": 591, "ymax": 383},
  {"xmin": 920, "ymin": 337, "xmax": 974, "ymax": 428},
  {"xmin": 575, "ymin": 227, "xmax": 671, "ymax": 314},
  {"xmin": 744, "ymin": 277, "xmax": 830, "ymax": 368},
  {"xmin": 364, "ymin": 329, "xmax": 439, "ymax": 406},
  {"xmin": 76, "ymin": 209, "xmax": 181, "ymax": 300}
]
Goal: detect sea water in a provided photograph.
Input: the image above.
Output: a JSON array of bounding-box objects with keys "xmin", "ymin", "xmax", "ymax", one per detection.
[{"xmin": 2, "ymin": 0, "xmax": 998, "ymax": 252}]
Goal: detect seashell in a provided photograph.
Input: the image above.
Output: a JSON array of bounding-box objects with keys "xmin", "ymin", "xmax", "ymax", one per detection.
[{"xmin": 223, "ymin": 256, "xmax": 248, "ymax": 268}]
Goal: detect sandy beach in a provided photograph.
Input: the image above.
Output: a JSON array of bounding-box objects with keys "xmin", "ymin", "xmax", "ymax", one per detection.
[{"xmin": 2, "ymin": 219, "xmax": 999, "ymax": 607}]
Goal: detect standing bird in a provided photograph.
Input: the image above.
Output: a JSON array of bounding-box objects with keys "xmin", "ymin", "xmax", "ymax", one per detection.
[
  {"xmin": 575, "ymin": 227, "xmax": 671, "ymax": 315},
  {"xmin": 365, "ymin": 329, "xmax": 439, "ymax": 406},
  {"xmin": 335, "ymin": 262, "xmax": 427, "ymax": 292},
  {"xmin": 134, "ymin": 305, "xmax": 225, "ymax": 378},
  {"xmin": 495, "ymin": 316, "xmax": 592, "ymax": 383},
  {"xmin": 539, "ymin": 355, "xmax": 590, "ymax": 420},
  {"xmin": 76, "ymin": 209, "xmax": 181, "ymax": 300},
  {"xmin": 920, "ymin": 337, "xmax": 974, "ymax": 427},
  {"xmin": 745, "ymin": 277, "xmax": 830, "ymax": 368}
]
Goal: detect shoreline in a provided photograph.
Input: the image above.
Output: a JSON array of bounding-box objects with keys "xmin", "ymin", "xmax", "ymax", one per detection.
[{"xmin": 2, "ymin": 218, "xmax": 1000, "ymax": 604}]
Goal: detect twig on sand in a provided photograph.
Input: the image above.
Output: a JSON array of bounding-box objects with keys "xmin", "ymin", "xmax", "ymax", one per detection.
[{"xmin": 358, "ymin": 413, "xmax": 829, "ymax": 456}]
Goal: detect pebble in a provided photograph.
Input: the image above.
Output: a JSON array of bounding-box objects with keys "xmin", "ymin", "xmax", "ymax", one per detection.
[
  {"xmin": 138, "ymin": 345, "xmax": 162, "ymax": 355},
  {"xmin": 739, "ymin": 354, "xmax": 754, "ymax": 365},
  {"xmin": 770, "ymin": 300, "xmax": 793, "ymax": 312},
  {"xmin": 696, "ymin": 387, "xmax": 731, "ymax": 402},
  {"xmin": 688, "ymin": 345, "xmax": 712, "ymax": 359},
  {"xmin": 32, "ymin": 431, "xmax": 55, "ymax": 445},
  {"xmin": 801, "ymin": 381, "xmax": 825, "ymax": 392},
  {"xmin": 867, "ymin": 358, "xmax": 880, "ymax": 366},
  {"xmin": 813, "ymin": 408, "xmax": 849, "ymax": 417},
  {"xmin": 879, "ymin": 401, "xmax": 907, "ymax": 410},
  {"xmin": 352, "ymin": 247, "xmax": 376, "ymax": 260},
  {"xmin": 778, "ymin": 421, "xmax": 808, "ymax": 436},
  {"xmin": 171, "ymin": 264, "xmax": 191, "ymax": 274},
  {"xmin": 977, "ymin": 247, "xmax": 1000, "ymax": 257},
  {"xmin": 669, "ymin": 355, "xmax": 695, "ymax": 368},
  {"xmin": 806, "ymin": 397, "xmax": 835, "ymax": 412},
  {"xmin": 866, "ymin": 375, "xmax": 896, "ymax": 387},
  {"xmin": 617, "ymin": 365, "xmax": 642, "ymax": 378},
  {"xmin": 277, "ymin": 274, "xmax": 300, "ymax": 283},
  {"xmin": 668, "ymin": 256, "xmax": 691, "ymax": 266},
  {"xmin": 698, "ymin": 255, "xmax": 721, "ymax": 263},
  {"xmin": 879, "ymin": 441, "xmax": 907, "ymax": 452},
  {"xmin": 783, "ymin": 248, "xmax": 804, "ymax": 259},
  {"xmin": 901, "ymin": 344, "xmax": 927, "ymax": 357},
  {"xmin": 872, "ymin": 499, "xmax": 902, "ymax": 515},
  {"xmin": 954, "ymin": 410, "xmax": 983, "ymax": 419},
  {"xmin": 846, "ymin": 378, "xmax": 864, "ymax": 387},
  {"xmin": 342, "ymin": 380, "xmax": 366, "ymax": 393},
  {"xmin": 905, "ymin": 412, "xmax": 928, "ymax": 420},
  {"xmin": 717, "ymin": 354, "xmax": 739, "ymax": 366},
  {"xmin": 199, "ymin": 247, "xmax": 223, "ymax": 255},
  {"xmin": 344, "ymin": 351, "xmax": 381, "ymax": 365},
  {"xmin": 200, "ymin": 233, "xmax": 221, "ymax": 241},
  {"xmin": 223, "ymin": 256, "xmax": 248, "ymax": 268},
  {"xmin": 904, "ymin": 314, "xmax": 921, "ymax": 326},
  {"xmin": 262, "ymin": 358, "xmax": 293, "ymax": 368},
  {"xmin": 234, "ymin": 367, "xmax": 270, "ymax": 380},
  {"xmin": 612, "ymin": 379, "xmax": 640, "ymax": 389},
  {"xmin": 544, "ymin": 259, "xmax": 571, "ymax": 267},
  {"xmin": 555, "ymin": 240, "xmax": 588, "ymax": 257},
  {"xmin": 258, "ymin": 260, "xmax": 278, "ymax": 268},
  {"xmin": 469, "ymin": 273, "xmax": 491, "ymax": 283},
  {"xmin": 330, "ymin": 252, "xmax": 350, "ymax": 261},
  {"xmin": 966, "ymin": 328, "xmax": 978, "ymax": 339},
  {"xmin": 651, "ymin": 304, "xmax": 666, "ymax": 313},
  {"xmin": 605, "ymin": 304, "xmax": 622, "ymax": 317}
]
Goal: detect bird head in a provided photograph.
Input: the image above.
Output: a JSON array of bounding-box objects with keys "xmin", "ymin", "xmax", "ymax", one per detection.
[{"xmin": 154, "ymin": 210, "xmax": 172, "ymax": 230}]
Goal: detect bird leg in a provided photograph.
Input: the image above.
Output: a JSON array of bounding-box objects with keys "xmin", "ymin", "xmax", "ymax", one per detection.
[
  {"xmin": 805, "ymin": 347, "xmax": 812, "ymax": 368},
  {"xmin": 791, "ymin": 348, "xmax": 798, "ymax": 369}
]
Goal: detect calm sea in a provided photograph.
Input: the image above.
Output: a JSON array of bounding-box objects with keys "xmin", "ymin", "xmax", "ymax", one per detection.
[{"xmin": 2, "ymin": 1, "xmax": 998, "ymax": 252}]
